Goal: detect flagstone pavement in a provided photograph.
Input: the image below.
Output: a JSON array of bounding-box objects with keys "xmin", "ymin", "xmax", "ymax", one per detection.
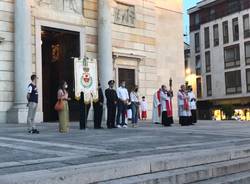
[{"xmin": 0, "ymin": 120, "xmax": 250, "ymax": 177}]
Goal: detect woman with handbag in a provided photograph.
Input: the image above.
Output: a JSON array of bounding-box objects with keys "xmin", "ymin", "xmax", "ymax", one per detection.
[
  {"xmin": 130, "ymin": 85, "xmax": 140, "ymax": 128},
  {"xmin": 57, "ymin": 80, "xmax": 71, "ymax": 133}
]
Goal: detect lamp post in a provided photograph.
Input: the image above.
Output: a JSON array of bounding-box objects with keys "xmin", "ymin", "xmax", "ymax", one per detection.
[{"xmin": 169, "ymin": 77, "xmax": 172, "ymax": 91}]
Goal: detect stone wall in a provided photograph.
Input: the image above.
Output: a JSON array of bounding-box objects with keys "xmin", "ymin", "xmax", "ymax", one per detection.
[
  {"xmin": 0, "ymin": 0, "xmax": 14, "ymax": 122},
  {"xmin": 111, "ymin": 0, "xmax": 157, "ymax": 118}
]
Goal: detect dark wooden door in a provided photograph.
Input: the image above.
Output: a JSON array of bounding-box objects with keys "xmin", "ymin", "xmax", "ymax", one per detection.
[
  {"xmin": 42, "ymin": 27, "xmax": 80, "ymax": 122},
  {"xmin": 118, "ymin": 68, "xmax": 135, "ymax": 93}
]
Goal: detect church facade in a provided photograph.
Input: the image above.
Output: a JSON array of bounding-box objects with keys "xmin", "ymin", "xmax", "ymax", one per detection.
[{"xmin": 0, "ymin": 0, "xmax": 184, "ymax": 123}]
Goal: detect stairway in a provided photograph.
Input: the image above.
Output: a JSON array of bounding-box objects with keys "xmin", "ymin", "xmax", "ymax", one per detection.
[
  {"xmin": 98, "ymin": 157, "xmax": 250, "ymax": 184},
  {"xmin": 2, "ymin": 144, "xmax": 250, "ymax": 184}
]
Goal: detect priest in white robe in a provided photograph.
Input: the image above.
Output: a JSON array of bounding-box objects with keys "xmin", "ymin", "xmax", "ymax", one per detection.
[{"xmin": 152, "ymin": 88, "xmax": 161, "ymax": 124}]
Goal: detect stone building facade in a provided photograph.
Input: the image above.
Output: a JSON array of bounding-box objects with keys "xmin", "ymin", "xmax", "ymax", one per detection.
[{"xmin": 0, "ymin": 0, "xmax": 184, "ymax": 123}]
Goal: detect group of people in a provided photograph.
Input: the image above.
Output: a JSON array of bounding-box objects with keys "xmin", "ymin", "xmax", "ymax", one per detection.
[
  {"xmin": 59, "ymin": 79, "xmax": 147, "ymax": 132},
  {"xmin": 152, "ymin": 84, "xmax": 197, "ymax": 126},
  {"xmin": 26, "ymin": 74, "xmax": 148, "ymax": 133},
  {"xmin": 26, "ymin": 74, "xmax": 197, "ymax": 134}
]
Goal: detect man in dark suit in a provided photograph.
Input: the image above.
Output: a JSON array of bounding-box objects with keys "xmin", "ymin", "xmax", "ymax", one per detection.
[
  {"xmin": 105, "ymin": 80, "xmax": 118, "ymax": 128},
  {"xmin": 79, "ymin": 92, "xmax": 91, "ymax": 130},
  {"xmin": 93, "ymin": 83, "xmax": 104, "ymax": 129}
]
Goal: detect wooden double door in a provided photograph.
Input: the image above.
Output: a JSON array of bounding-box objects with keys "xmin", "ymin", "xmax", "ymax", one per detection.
[{"xmin": 41, "ymin": 26, "xmax": 80, "ymax": 122}]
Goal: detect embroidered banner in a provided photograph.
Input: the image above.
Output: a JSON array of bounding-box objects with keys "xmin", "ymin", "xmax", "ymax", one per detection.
[{"xmin": 74, "ymin": 57, "xmax": 98, "ymax": 104}]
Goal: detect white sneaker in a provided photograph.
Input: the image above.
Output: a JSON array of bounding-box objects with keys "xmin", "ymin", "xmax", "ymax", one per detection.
[
  {"xmin": 117, "ymin": 125, "xmax": 122, "ymax": 128},
  {"xmin": 123, "ymin": 125, "xmax": 128, "ymax": 128}
]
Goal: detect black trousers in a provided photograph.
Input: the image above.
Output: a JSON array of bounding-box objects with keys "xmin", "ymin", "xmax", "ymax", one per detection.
[
  {"xmin": 162, "ymin": 111, "xmax": 171, "ymax": 126},
  {"xmin": 179, "ymin": 116, "xmax": 192, "ymax": 126},
  {"xmin": 191, "ymin": 110, "xmax": 197, "ymax": 123},
  {"xmin": 79, "ymin": 103, "xmax": 90, "ymax": 129},
  {"xmin": 93, "ymin": 103, "xmax": 103, "ymax": 128},
  {"xmin": 107, "ymin": 104, "xmax": 116, "ymax": 128}
]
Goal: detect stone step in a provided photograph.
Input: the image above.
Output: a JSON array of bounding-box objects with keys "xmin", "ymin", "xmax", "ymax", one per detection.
[
  {"xmin": 2, "ymin": 145, "xmax": 250, "ymax": 184},
  {"xmin": 98, "ymin": 157, "xmax": 250, "ymax": 184},
  {"xmin": 191, "ymin": 170, "xmax": 250, "ymax": 184}
]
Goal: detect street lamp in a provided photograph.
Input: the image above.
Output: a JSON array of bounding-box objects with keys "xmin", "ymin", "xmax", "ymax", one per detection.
[{"xmin": 186, "ymin": 68, "xmax": 191, "ymax": 75}]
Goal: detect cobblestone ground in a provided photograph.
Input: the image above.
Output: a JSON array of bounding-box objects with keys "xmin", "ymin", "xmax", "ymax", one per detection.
[{"xmin": 0, "ymin": 120, "xmax": 250, "ymax": 176}]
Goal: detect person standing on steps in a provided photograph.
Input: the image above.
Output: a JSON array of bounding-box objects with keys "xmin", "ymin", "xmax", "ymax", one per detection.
[
  {"xmin": 27, "ymin": 74, "xmax": 39, "ymax": 134},
  {"xmin": 116, "ymin": 81, "xmax": 129, "ymax": 128},
  {"xmin": 57, "ymin": 80, "xmax": 71, "ymax": 133},
  {"xmin": 93, "ymin": 83, "xmax": 104, "ymax": 129},
  {"xmin": 79, "ymin": 92, "xmax": 91, "ymax": 130},
  {"xmin": 105, "ymin": 80, "xmax": 118, "ymax": 129}
]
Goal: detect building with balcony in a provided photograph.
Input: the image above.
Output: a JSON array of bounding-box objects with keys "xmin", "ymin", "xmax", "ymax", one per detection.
[{"xmin": 188, "ymin": 0, "xmax": 250, "ymax": 120}]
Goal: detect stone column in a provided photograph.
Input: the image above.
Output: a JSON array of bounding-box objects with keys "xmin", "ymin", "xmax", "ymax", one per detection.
[
  {"xmin": 98, "ymin": 0, "xmax": 113, "ymax": 89},
  {"xmin": 7, "ymin": 0, "xmax": 32, "ymax": 123}
]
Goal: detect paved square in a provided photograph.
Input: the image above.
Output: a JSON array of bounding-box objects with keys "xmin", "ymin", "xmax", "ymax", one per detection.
[{"xmin": 1, "ymin": 120, "xmax": 250, "ymax": 183}]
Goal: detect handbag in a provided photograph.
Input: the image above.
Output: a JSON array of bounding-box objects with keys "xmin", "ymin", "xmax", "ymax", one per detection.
[{"xmin": 54, "ymin": 100, "xmax": 64, "ymax": 111}]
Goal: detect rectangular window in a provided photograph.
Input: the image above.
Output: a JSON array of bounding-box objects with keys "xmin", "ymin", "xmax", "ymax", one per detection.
[
  {"xmin": 223, "ymin": 21, "xmax": 229, "ymax": 44},
  {"xmin": 232, "ymin": 18, "xmax": 239, "ymax": 41},
  {"xmin": 206, "ymin": 75, "xmax": 212, "ymax": 96},
  {"xmin": 225, "ymin": 70, "xmax": 242, "ymax": 94},
  {"xmin": 195, "ymin": 13, "xmax": 200, "ymax": 25},
  {"xmin": 205, "ymin": 51, "xmax": 211, "ymax": 72},
  {"xmin": 196, "ymin": 77, "xmax": 202, "ymax": 98},
  {"xmin": 243, "ymin": 14, "xmax": 250, "ymax": 38},
  {"xmin": 246, "ymin": 69, "xmax": 250, "ymax": 92},
  {"xmin": 195, "ymin": 55, "xmax": 201, "ymax": 75},
  {"xmin": 213, "ymin": 24, "xmax": 219, "ymax": 46},
  {"xmin": 224, "ymin": 44, "xmax": 240, "ymax": 68},
  {"xmin": 194, "ymin": 33, "xmax": 200, "ymax": 53},
  {"xmin": 245, "ymin": 42, "xmax": 250, "ymax": 65},
  {"xmin": 209, "ymin": 9, "xmax": 216, "ymax": 20},
  {"xmin": 228, "ymin": 0, "xmax": 241, "ymax": 14},
  {"xmin": 204, "ymin": 27, "xmax": 210, "ymax": 49}
]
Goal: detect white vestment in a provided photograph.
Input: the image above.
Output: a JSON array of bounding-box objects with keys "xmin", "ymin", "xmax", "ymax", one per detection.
[
  {"xmin": 140, "ymin": 101, "xmax": 147, "ymax": 111},
  {"xmin": 188, "ymin": 91, "xmax": 197, "ymax": 110},
  {"xmin": 152, "ymin": 91, "xmax": 161, "ymax": 123},
  {"xmin": 177, "ymin": 91, "xmax": 191, "ymax": 117}
]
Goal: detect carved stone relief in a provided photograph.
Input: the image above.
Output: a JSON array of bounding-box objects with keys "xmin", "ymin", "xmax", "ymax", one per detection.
[
  {"xmin": 114, "ymin": 3, "xmax": 135, "ymax": 27},
  {"xmin": 36, "ymin": 0, "xmax": 82, "ymax": 14}
]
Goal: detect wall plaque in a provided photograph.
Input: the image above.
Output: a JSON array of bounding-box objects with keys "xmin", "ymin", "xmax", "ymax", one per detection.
[
  {"xmin": 36, "ymin": 0, "xmax": 82, "ymax": 15},
  {"xmin": 114, "ymin": 3, "xmax": 135, "ymax": 27}
]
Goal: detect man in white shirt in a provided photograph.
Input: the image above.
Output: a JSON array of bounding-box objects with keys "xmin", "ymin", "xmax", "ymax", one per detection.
[{"xmin": 116, "ymin": 81, "xmax": 129, "ymax": 128}]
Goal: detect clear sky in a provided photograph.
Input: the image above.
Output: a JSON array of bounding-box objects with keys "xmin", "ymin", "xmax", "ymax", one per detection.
[{"xmin": 183, "ymin": 0, "xmax": 200, "ymax": 43}]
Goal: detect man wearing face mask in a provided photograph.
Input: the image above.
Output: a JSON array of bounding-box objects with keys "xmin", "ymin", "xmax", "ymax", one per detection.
[
  {"xmin": 105, "ymin": 80, "xmax": 118, "ymax": 128},
  {"xmin": 93, "ymin": 83, "xmax": 104, "ymax": 129},
  {"xmin": 130, "ymin": 85, "xmax": 140, "ymax": 128},
  {"xmin": 116, "ymin": 81, "xmax": 129, "ymax": 128}
]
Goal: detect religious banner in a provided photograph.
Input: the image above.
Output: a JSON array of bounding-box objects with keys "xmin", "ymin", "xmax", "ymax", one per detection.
[{"xmin": 74, "ymin": 57, "xmax": 98, "ymax": 104}]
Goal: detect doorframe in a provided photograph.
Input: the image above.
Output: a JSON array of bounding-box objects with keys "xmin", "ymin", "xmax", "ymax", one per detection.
[
  {"xmin": 35, "ymin": 19, "xmax": 85, "ymax": 122},
  {"xmin": 113, "ymin": 52, "xmax": 144, "ymax": 88}
]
